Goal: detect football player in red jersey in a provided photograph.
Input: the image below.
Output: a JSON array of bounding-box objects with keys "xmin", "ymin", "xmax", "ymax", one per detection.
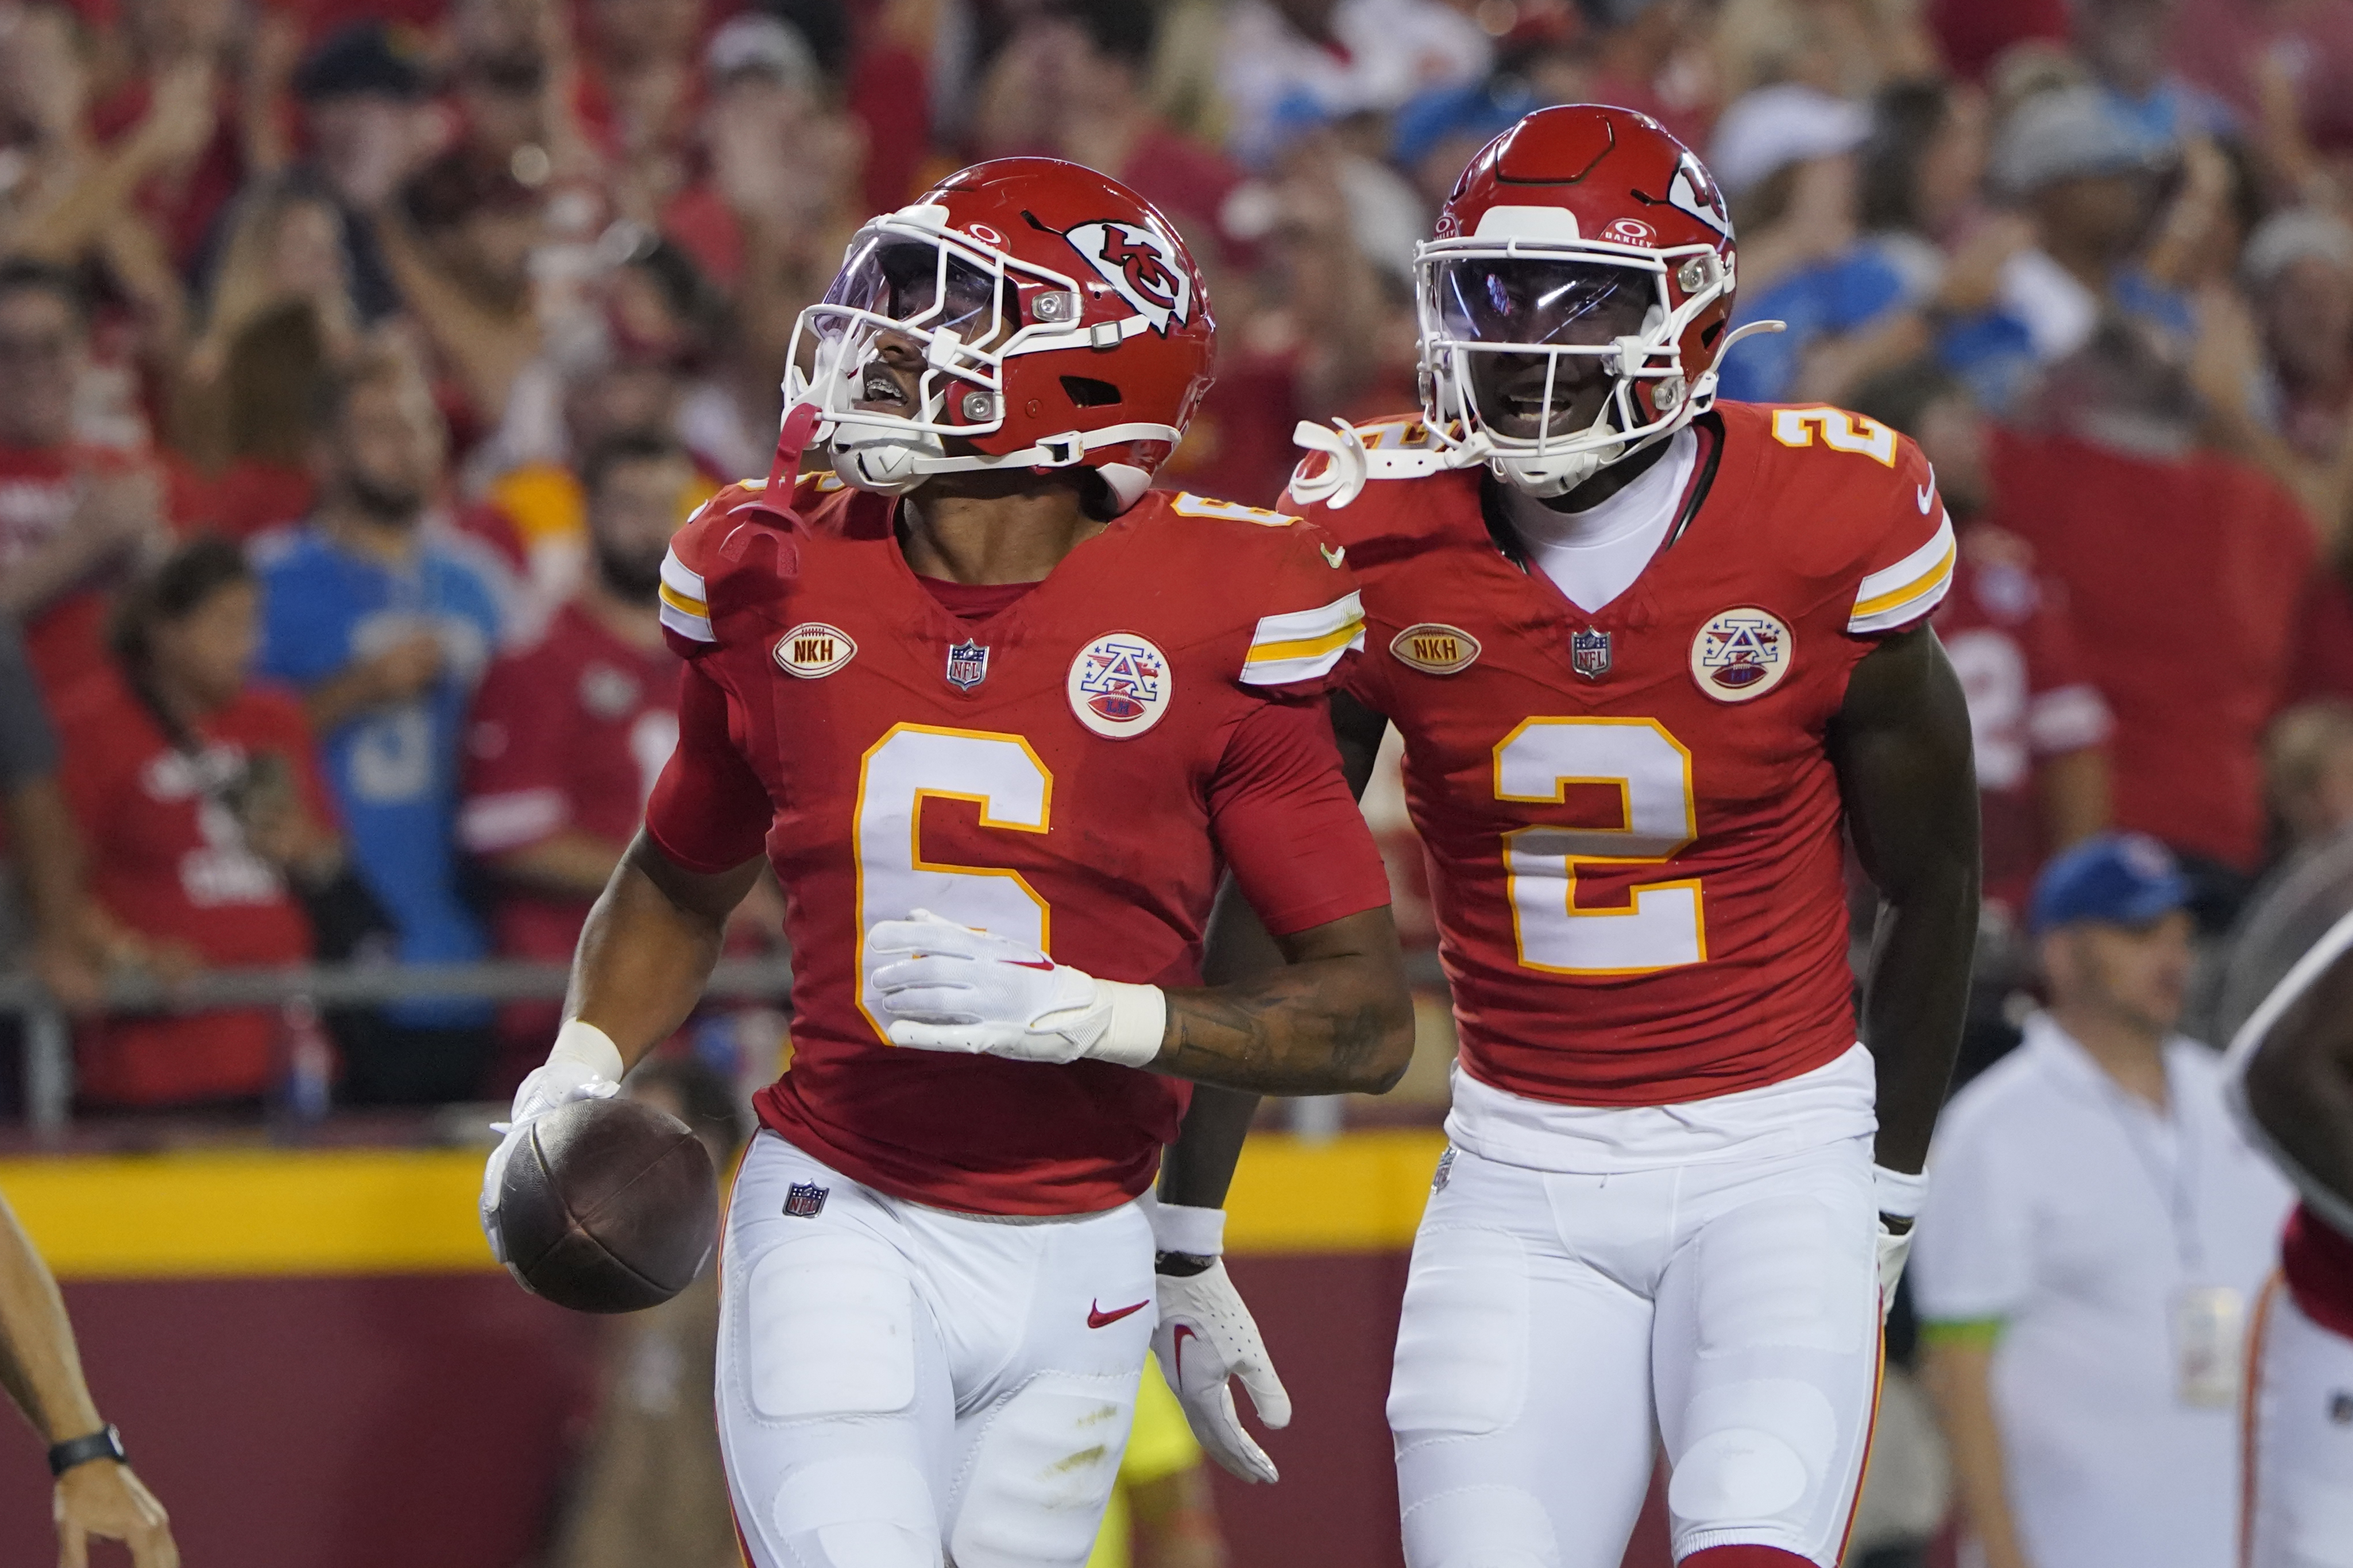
[
  {"xmin": 2223, "ymin": 913, "xmax": 2353, "ymax": 1568},
  {"xmin": 1264, "ymin": 106, "xmax": 1982, "ymax": 1568},
  {"xmin": 477, "ymin": 158, "xmax": 1415, "ymax": 1568}
]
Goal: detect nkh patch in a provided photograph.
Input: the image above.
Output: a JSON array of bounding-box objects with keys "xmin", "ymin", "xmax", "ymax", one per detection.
[
  {"xmin": 1068, "ymin": 632, "xmax": 1172, "ymax": 738},
  {"xmin": 1690, "ymin": 606, "xmax": 1793, "ymax": 702},
  {"xmin": 775, "ymin": 622, "xmax": 856, "ymax": 678},
  {"xmin": 1570, "ymin": 628, "xmax": 1612, "ymax": 680},
  {"xmin": 945, "ymin": 639, "xmax": 991, "ymax": 690},
  {"xmin": 784, "ymin": 1182, "xmax": 829, "ymax": 1218},
  {"xmin": 1389, "ymin": 623, "xmax": 1481, "ymax": 676}
]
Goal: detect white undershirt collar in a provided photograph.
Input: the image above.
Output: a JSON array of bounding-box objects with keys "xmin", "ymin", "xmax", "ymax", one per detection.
[{"xmin": 1500, "ymin": 428, "xmax": 1699, "ymax": 615}]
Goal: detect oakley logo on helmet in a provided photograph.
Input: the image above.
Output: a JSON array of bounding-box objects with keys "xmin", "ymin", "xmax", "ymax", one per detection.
[
  {"xmin": 1602, "ymin": 217, "xmax": 1657, "ymax": 245},
  {"xmin": 1067, "ymin": 220, "xmax": 1193, "ymax": 335},
  {"xmin": 1666, "ymin": 159, "xmax": 1731, "ymax": 239}
]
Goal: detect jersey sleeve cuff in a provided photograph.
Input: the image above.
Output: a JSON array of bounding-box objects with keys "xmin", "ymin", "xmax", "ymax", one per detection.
[{"xmin": 1848, "ymin": 512, "xmax": 1956, "ymax": 635}]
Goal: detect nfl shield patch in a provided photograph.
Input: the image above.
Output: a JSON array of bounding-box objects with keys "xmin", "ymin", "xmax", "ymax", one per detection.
[
  {"xmin": 1432, "ymin": 1145, "xmax": 1457, "ymax": 1193},
  {"xmin": 945, "ymin": 640, "xmax": 990, "ymax": 690},
  {"xmin": 1570, "ymin": 628, "xmax": 1612, "ymax": 679},
  {"xmin": 784, "ymin": 1182, "xmax": 829, "ymax": 1218}
]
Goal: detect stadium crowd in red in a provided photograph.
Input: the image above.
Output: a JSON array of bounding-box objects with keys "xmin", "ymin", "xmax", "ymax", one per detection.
[{"xmin": 1, "ymin": 0, "xmax": 2352, "ymax": 1114}]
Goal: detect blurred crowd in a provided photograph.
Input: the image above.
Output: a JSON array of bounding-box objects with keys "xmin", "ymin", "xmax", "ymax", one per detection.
[{"xmin": 0, "ymin": 1, "xmax": 2346, "ymax": 1562}]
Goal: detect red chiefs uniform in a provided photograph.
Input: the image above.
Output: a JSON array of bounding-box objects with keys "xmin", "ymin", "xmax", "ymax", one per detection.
[
  {"xmin": 1931, "ymin": 537, "xmax": 2110, "ymax": 920},
  {"xmin": 461, "ymin": 602, "xmax": 682, "ymax": 1054},
  {"xmin": 1297, "ymin": 401, "xmax": 1955, "ymax": 1106},
  {"xmin": 643, "ymin": 475, "xmax": 1389, "ymax": 1215}
]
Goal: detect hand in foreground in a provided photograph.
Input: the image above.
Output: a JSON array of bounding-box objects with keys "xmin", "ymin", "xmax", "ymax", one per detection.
[
  {"xmin": 866, "ymin": 910, "xmax": 1165, "ymax": 1067},
  {"xmin": 480, "ymin": 1021, "xmax": 624, "ymax": 1266},
  {"xmin": 1152, "ymin": 1260, "xmax": 1292, "ymax": 1484},
  {"xmin": 56, "ymin": 1460, "xmax": 178, "ymax": 1568}
]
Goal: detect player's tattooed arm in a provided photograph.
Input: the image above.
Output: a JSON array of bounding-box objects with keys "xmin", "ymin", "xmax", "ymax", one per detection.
[
  {"xmin": 565, "ymin": 830, "xmax": 767, "ymax": 1068},
  {"xmin": 1829, "ymin": 624, "xmax": 1981, "ymax": 1177},
  {"xmin": 1160, "ymin": 905, "xmax": 1416, "ymax": 1095}
]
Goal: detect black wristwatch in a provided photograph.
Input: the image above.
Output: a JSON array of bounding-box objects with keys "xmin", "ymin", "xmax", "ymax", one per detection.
[{"xmin": 47, "ymin": 1424, "xmax": 125, "ymax": 1477}]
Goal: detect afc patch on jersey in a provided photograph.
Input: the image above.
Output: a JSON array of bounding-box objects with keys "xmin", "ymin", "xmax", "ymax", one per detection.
[
  {"xmin": 775, "ymin": 622, "xmax": 857, "ymax": 678},
  {"xmin": 1691, "ymin": 607, "xmax": 1794, "ymax": 702},
  {"xmin": 1068, "ymin": 632, "xmax": 1172, "ymax": 738}
]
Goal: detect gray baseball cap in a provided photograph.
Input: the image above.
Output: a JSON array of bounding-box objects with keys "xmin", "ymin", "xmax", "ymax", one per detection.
[{"xmin": 1992, "ymin": 87, "xmax": 2175, "ymax": 196}]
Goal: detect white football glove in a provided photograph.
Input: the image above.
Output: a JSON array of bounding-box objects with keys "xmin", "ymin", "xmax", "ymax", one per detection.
[
  {"xmin": 1153, "ymin": 1259, "xmax": 1292, "ymax": 1483},
  {"xmin": 1143, "ymin": 1197, "xmax": 1290, "ymax": 1484},
  {"xmin": 1873, "ymin": 1164, "xmax": 1927, "ymax": 1323},
  {"xmin": 866, "ymin": 910, "xmax": 1166, "ymax": 1067},
  {"xmin": 480, "ymin": 1019, "xmax": 625, "ymax": 1265}
]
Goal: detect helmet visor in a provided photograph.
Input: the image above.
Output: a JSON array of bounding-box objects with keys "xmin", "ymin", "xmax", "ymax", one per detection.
[
  {"xmin": 823, "ymin": 234, "xmax": 1009, "ymax": 343},
  {"xmin": 1430, "ymin": 256, "xmax": 1654, "ymax": 349}
]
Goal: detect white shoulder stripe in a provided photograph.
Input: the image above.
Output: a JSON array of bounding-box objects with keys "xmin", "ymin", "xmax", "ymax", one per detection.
[
  {"xmin": 1848, "ymin": 512, "xmax": 1957, "ymax": 634},
  {"xmin": 1855, "ymin": 513, "xmax": 1954, "ymax": 605},
  {"xmin": 660, "ymin": 602, "xmax": 716, "ymax": 643},
  {"xmin": 1242, "ymin": 591, "xmax": 1366, "ymax": 686},
  {"xmin": 660, "ymin": 548, "xmax": 706, "ymax": 605}
]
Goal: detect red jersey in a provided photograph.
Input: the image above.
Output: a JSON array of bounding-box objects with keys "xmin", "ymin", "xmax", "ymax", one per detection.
[
  {"xmin": 1296, "ymin": 404, "xmax": 1955, "ymax": 1106},
  {"xmin": 1988, "ymin": 429, "xmax": 2313, "ymax": 872},
  {"xmin": 643, "ymin": 477, "xmax": 1390, "ymax": 1214},
  {"xmin": 461, "ymin": 601, "xmax": 681, "ymax": 967},
  {"xmin": 53, "ymin": 668, "xmax": 332, "ymax": 1105},
  {"xmin": 1931, "ymin": 531, "xmax": 2111, "ymax": 920}
]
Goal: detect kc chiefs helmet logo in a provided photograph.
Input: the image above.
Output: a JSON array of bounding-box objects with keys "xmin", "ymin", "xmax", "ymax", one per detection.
[{"xmin": 1065, "ymin": 219, "xmax": 1193, "ymax": 335}]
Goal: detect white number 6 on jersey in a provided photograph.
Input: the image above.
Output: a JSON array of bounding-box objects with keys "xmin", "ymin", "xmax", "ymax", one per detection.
[
  {"xmin": 1494, "ymin": 718, "xmax": 1705, "ymax": 975},
  {"xmin": 854, "ymin": 724, "xmax": 1053, "ymax": 1040}
]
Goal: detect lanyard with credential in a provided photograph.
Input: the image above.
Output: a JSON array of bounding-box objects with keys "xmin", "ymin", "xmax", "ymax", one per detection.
[{"xmin": 2088, "ymin": 1054, "xmax": 2205, "ymax": 1279}]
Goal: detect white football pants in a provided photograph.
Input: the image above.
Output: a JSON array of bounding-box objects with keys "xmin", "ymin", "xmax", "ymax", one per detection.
[
  {"xmin": 716, "ymin": 1132, "xmax": 1156, "ymax": 1568},
  {"xmin": 2244, "ymin": 1279, "xmax": 2353, "ymax": 1568},
  {"xmin": 1390, "ymin": 1130, "xmax": 1883, "ymax": 1566}
]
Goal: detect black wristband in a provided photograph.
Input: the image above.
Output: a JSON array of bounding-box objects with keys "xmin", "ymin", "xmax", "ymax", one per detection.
[
  {"xmin": 47, "ymin": 1424, "xmax": 125, "ymax": 1477},
  {"xmin": 1155, "ymin": 1249, "xmax": 1215, "ymax": 1277}
]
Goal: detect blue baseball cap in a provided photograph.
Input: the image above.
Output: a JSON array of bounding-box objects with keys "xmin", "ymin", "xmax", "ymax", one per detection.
[{"xmin": 2029, "ymin": 832, "xmax": 2190, "ymax": 935}]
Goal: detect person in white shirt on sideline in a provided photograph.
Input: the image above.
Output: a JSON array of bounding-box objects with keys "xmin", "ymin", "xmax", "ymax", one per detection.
[{"xmin": 1909, "ymin": 833, "xmax": 2293, "ymax": 1568}]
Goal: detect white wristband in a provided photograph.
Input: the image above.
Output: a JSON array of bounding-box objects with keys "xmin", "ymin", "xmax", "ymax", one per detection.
[
  {"xmin": 1144, "ymin": 1193, "xmax": 1226, "ymax": 1257},
  {"xmin": 1092, "ymin": 980, "xmax": 1168, "ymax": 1068},
  {"xmin": 550, "ymin": 1018, "xmax": 627, "ymax": 1083},
  {"xmin": 1873, "ymin": 1164, "xmax": 1928, "ymax": 1222}
]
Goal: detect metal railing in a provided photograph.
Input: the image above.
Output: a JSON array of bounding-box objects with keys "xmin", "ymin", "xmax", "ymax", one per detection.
[{"xmin": 0, "ymin": 959, "xmax": 798, "ymax": 1132}]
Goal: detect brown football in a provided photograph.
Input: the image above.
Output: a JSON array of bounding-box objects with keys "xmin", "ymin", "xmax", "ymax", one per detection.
[{"xmin": 498, "ymin": 1095, "xmax": 719, "ymax": 1313}]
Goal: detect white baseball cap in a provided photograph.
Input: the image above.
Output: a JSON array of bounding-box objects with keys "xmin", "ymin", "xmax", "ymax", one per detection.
[{"xmin": 1708, "ymin": 84, "xmax": 1872, "ymax": 198}]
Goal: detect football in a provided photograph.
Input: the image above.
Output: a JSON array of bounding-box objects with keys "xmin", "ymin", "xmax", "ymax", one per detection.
[{"xmin": 497, "ymin": 1095, "xmax": 720, "ymax": 1314}]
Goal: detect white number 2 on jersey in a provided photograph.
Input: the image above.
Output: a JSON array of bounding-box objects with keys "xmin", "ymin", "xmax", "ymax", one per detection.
[
  {"xmin": 853, "ymin": 725, "xmax": 1053, "ymax": 1037},
  {"xmin": 1494, "ymin": 718, "xmax": 1706, "ymax": 975}
]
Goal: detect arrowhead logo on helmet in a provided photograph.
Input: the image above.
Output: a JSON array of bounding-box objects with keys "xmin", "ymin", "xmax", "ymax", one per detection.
[{"xmin": 1067, "ymin": 220, "xmax": 1193, "ymax": 335}]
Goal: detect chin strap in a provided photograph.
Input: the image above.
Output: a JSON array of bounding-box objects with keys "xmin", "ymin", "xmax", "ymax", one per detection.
[{"xmin": 1286, "ymin": 419, "xmax": 1467, "ymax": 509}]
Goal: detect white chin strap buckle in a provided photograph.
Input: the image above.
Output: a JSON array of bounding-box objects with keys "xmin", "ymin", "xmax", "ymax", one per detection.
[{"xmin": 1288, "ymin": 419, "xmax": 1462, "ymax": 508}]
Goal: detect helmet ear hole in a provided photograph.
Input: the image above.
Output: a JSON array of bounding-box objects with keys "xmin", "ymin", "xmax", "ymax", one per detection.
[{"xmin": 1060, "ymin": 375, "xmax": 1123, "ymax": 408}]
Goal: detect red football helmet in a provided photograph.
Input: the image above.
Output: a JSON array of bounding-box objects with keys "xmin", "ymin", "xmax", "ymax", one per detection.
[
  {"xmin": 783, "ymin": 158, "xmax": 1214, "ymax": 511},
  {"xmin": 1296, "ymin": 106, "xmax": 1768, "ymax": 505}
]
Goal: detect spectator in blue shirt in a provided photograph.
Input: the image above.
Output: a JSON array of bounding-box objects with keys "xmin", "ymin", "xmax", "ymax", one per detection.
[
  {"xmin": 256, "ymin": 351, "xmax": 504, "ymax": 1103},
  {"xmin": 1708, "ymin": 84, "xmax": 1925, "ymax": 408}
]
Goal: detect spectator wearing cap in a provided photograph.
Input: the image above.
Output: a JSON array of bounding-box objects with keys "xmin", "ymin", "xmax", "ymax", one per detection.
[
  {"xmin": 1939, "ymin": 86, "xmax": 2187, "ymax": 415},
  {"xmin": 1710, "ymin": 83, "xmax": 1929, "ymax": 407},
  {"xmin": 378, "ymin": 151, "xmax": 550, "ymax": 444},
  {"xmin": 1216, "ymin": 0, "xmax": 1490, "ymax": 170},
  {"xmin": 287, "ymin": 21, "xmax": 442, "ymax": 326},
  {"xmin": 2241, "ymin": 209, "xmax": 2353, "ymax": 536},
  {"xmin": 1911, "ymin": 833, "xmax": 2292, "ymax": 1568}
]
